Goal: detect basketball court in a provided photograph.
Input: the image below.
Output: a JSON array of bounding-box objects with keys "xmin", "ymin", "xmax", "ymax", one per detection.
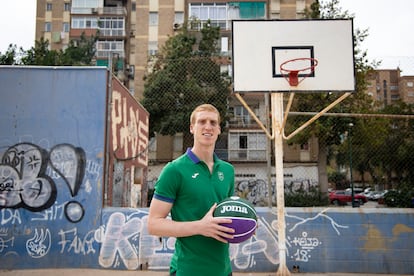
[{"xmin": 231, "ymin": 19, "xmax": 356, "ymax": 275}]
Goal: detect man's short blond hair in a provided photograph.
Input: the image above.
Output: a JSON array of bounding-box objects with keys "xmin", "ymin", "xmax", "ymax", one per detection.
[{"xmin": 190, "ymin": 104, "xmax": 221, "ymax": 125}]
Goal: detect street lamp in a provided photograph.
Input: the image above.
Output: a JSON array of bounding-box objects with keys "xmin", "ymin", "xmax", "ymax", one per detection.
[{"xmin": 348, "ymin": 123, "xmax": 357, "ymax": 207}]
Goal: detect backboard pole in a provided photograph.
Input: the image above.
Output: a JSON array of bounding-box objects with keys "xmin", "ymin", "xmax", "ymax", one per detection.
[
  {"xmin": 234, "ymin": 91, "xmax": 353, "ymax": 276},
  {"xmin": 271, "ymin": 92, "xmax": 291, "ymax": 276}
]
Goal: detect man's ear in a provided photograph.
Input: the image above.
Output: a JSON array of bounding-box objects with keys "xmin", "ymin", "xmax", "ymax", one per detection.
[{"xmin": 190, "ymin": 125, "xmax": 194, "ymax": 134}]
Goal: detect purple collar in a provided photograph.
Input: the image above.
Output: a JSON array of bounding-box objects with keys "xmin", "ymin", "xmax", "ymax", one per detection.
[{"xmin": 186, "ymin": 148, "xmax": 218, "ymax": 164}]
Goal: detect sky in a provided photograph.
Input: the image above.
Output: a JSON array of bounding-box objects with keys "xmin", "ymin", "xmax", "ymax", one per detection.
[{"xmin": 0, "ymin": 0, "xmax": 413, "ymax": 75}]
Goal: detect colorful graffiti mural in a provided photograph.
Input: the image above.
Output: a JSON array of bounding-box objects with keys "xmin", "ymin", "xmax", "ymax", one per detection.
[
  {"xmin": 4, "ymin": 206, "xmax": 413, "ymax": 274},
  {"xmin": 0, "ymin": 67, "xmax": 413, "ymax": 274}
]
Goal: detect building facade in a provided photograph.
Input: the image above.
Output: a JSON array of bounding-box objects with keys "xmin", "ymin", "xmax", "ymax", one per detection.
[
  {"xmin": 366, "ymin": 68, "xmax": 414, "ymax": 106},
  {"xmin": 35, "ymin": 0, "xmax": 314, "ymax": 96},
  {"xmin": 35, "ymin": 0, "xmax": 325, "ymax": 206}
]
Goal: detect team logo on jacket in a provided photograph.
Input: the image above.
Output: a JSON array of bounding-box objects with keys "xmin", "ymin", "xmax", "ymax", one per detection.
[{"xmin": 218, "ymin": 171, "xmax": 224, "ymax": 181}]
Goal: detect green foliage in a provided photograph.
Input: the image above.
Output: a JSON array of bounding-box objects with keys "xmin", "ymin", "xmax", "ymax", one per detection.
[
  {"xmin": 0, "ymin": 44, "xmax": 20, "ymax": 65},
  {"xmin": 384, "ymin": 188, "xmax": 414, "ymax": 208},
  {"xmin": 60, "ymin": 33, "xmax": 98, "ymax": 65},
  {"xmin": 1, "ymin": 33, "xmax": 97, "ymax": 66},
  {"xmin": 21, "ymin": 37, "xmax": 60, "ymax": 65},
  {"xmin": 328, "ymin": 171, "xmax": 347, "ymax": 189},
  {"xmin": 287, "ymin": 0, "xmax": 382, "ymax": 196},
  {"xmin": 285, "ymin": 188, "xmax": 329, "ymax": 207},
  {"xmin": 141, "ymin": 20, "xmax": 230, "ymax": 138}
]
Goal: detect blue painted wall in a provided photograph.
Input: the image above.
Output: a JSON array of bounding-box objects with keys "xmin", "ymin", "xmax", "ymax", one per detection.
[
  {"xmin": 0, "ymin": 67, "xmax": 413, "ymax": 274},
  {"xmin": 97, "ymin": 207, "xmax": 414, "ymax": 274},
  {"xmin": 0, "ymin": 66, "xmax": 107, "ymax": 268}
]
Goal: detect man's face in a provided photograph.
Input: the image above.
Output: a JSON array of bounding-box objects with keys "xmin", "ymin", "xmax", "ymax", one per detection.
[{"xmin": 190, "ymin": 111, "xmax": 221, "ymax": 146}]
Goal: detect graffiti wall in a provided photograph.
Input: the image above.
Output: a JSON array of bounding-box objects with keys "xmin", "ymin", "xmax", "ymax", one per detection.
[
  {"xmin": 0, "ymin": 66, "xmax": 107, "ymax": 268},
  {"xmin": 2, "ymin": 202, "xmax": 414, "ymax": 274},
  {"xmin": 0, "ymin": 67, "xmax": 413, "ymax": 274},
  {"xmin": 107, "ymin": 77, "xmax": 149, "ymax": 207},
  {"xmin": 97, "ymin": 207, "xmax": 414, "ymax": 274}
]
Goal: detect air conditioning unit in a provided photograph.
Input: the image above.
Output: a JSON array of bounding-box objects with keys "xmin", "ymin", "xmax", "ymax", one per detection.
[
  {"xmin": 126, "ymin": 65, "xmax": 135, "ymax": 80},
  {"xmin": 173, "ymin": 22, "xmax": 182, "ymax": 30},
  {"xmin": 91, "ymin": 8, "xmax": 98, "ymax": 14}
]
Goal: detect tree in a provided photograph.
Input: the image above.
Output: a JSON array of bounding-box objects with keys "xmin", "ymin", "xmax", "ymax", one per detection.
[
  {"xmin": 21, "ymin": 37, "xmax": 60, "ymax": 65},
  {"xmin": 0, "ymin": 44, "xmax": 20, "ymax": 65},
  {"xmin": 288, "ymin": 0, "xmax": 380, "ymax": 196},
  {"xmin": 2, "ymin": 33, "xmax": 97, "ymax": 66},
  {"xmin": 141, "ymin": 20, "xmax": 231, "ymax": 150},
  {"xmin": 60, "ymin": 33, "xmax": 98, "ymax": 65}
]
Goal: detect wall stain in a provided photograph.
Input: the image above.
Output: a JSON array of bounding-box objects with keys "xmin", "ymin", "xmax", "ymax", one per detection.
[{"xmin": 362, "ymin": 223, "xmax": 414, "ymax": 252}]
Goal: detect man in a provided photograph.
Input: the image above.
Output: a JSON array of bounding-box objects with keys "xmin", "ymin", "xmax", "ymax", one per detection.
[{"xmin": 148, "ymin": 104, "xmax": 235, "ymax": 276}]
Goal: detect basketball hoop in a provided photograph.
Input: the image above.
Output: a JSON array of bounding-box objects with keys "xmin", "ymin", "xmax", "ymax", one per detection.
[{"xmin": 280, "ymin": 57, "xmax": 318, "ymax": 87}]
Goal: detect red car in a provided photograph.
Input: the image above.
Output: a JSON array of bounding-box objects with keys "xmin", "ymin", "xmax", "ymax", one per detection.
[{"xmin": 329, "ymin": 190, "xmax": 367, "ymax": 206}]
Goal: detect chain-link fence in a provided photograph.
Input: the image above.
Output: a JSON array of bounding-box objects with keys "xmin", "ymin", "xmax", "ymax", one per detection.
[{"xmin": 143, "ymin": 56, "xmax": 414, "ymax": 208}]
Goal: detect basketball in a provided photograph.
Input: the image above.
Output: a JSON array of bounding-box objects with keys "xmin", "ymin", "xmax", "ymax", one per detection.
[{"xmin": 213, "ymin": 196, "xmax": 257, "ymax": 243}]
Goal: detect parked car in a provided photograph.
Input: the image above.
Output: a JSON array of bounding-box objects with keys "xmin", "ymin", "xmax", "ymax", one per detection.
[
  {"xmin": 372, "ymin": 190, "xmax": 388, "ymax": 201},
  {"xmin": 329, "ymin": 190, "xmax": 368, "ymax": 206}
]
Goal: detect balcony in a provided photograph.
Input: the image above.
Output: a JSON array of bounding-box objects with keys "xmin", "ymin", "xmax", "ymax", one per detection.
[
  {"xmin": 228, "ymin": 115, "xmax": 262, "ymax": 129},
  {"xmin": 228, "ymin": 149, "xmax": 267, "ymax": 162},
  {"xmin": 71, "ymin": 6, "xmax": 126, "ymax": 16}
]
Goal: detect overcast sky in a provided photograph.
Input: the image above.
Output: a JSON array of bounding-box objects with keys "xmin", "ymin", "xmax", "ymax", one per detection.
[{"xmin": 0, "ymin": 0, "xmax": 412, "ymax": 74}]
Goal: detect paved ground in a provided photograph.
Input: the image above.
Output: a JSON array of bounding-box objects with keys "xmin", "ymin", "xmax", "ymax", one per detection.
[{"xmin": 0, "ymin": 269, "xmax": 410, "ymax": 276}]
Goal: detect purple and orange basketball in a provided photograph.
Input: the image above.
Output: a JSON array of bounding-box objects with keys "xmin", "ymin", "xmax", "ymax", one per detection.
[{"xmin": 213, "ymin": 196, "xmax": 257, "ymax": 243}]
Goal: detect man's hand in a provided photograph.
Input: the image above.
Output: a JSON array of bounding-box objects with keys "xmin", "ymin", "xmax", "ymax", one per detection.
[{"xmin": 199, "ymin": 203, "xmax": 235, "ymax": 243}]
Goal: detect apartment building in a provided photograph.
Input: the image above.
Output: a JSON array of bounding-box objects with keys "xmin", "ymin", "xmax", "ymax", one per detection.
[
  {"xmin": 400, "ymin": 75, "xmax": 414, "ymax": 104},
  {"xmin": 35, "ymin": 0, "xmax": 314, "ymax": 95},
  {"xmin": 366, "ymin": 68, "xmax": 414, "ymax": 106},
  {"xmin": 36, "ymin": 0, "xmax": 317, "ymax": 206}
]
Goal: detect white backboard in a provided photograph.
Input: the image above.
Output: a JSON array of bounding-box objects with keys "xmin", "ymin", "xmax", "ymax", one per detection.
[{"xmin": 232, "ymin": 19, "xmax": 356, "ymax": 93}]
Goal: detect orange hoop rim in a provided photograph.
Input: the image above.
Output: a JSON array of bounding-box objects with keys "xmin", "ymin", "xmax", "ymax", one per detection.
[
  {"xmin": 280, "ymin": 57, "xmax": 318, "ymax": 74},
  {"xmin": 280, "ymin": 57, "xmax": 318, "ymax": 86}
]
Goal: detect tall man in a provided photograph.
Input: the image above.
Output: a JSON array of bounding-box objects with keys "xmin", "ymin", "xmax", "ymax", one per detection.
[{"xmin": 148, "ymin": 104, "xmax": 235, "ymax": 276}]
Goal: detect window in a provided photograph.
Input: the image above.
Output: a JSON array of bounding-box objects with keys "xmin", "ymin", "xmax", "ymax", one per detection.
[
  {"xmin": 98, "ymin": 17, "xmax": 124, "ymax": 36},
  {"xmin": 45, "ymin": 22, "xmax": 52, "ymax": 32},
  {"xmin": 63, "ymin": 23, "xmax": 70, "ymax": 32},
  {"xmin": 64, "ymin": 3, "xmax": 71, "ymax": 11},
  {"xmin": 72, "ymin": 17, "xmax": 98, "ymax": 29},
  {"xmin": 71, "ymin": 0, "xmax": 100, "ymax": 8},
  {"xmin": 407, "ymin": 81, "xmax": 413, "ymax": 87},
  {"xmin": 46, "ymin": 3, "xmax": 52, "ymax": 11},
  {"xmin": 221, "ymin": 37, "xmax": 228, "ymax": 53},
  {"xmin": 148, "ymin": 41, "xmax": 158, "ymax": 56},
  {"xmin": 96, "ymin": 40, "xmax": 124, "ymax": 58},
  {"xmin": 189, "ymin": 3, "xmax": 228, "ymax": 29},
  {"xmin": 175, "ymin": 12, "xmax": 184, "ymax": 24},
  {"xmin": 230, "ymin": 105, "xmax": 257, "ymax": 126},
  {"xmin": 239, "ymin": 135, "xmax": 247, "ymax": 149},
  {"xmin": 228, "ymin": 132, "xmax": 266, "ymax": 161},
  {"xmin": 149, "ymin": 12, "xmax": 158, "ymax": 26}
]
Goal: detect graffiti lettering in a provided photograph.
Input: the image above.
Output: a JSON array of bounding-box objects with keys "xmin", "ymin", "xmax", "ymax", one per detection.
[
  {"xmin": 289, "ymin": 232, "xmax": 321, "ymax": 262},
  {"xmin": 26, "ymin": 228, "xmax": 51, "ymax": 258},
  {"xmin": 235, "ymin": 177, "xmax": 318, "ymax": 206},
  {"xmin": 85, "ymin": 159, "xmax": 101, "ymax": 181},
  {"xmin": 31, "ymin": 202, "xmax": 66, "ymax": 221},
  {"xmin": 58, "ymin": 227, "xmax": 96, "ymax": 255},
  {"xmin": 97, "ymin": 212, "xmax": 142, "ymax": 269},
  {"xmin": 0, "ymin": 208, "xmax": 21, "ymax": 225},
  {"xmin": 0, "ymin": 142, "xmax": 86, "ymax": 222},
  {"xmin": 111, "ymin": 90, "xmax": 148, "ymax": 166},
  {"xmin": 0, "ymin": 228, "xmax": 14, "ymax": 253}
]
